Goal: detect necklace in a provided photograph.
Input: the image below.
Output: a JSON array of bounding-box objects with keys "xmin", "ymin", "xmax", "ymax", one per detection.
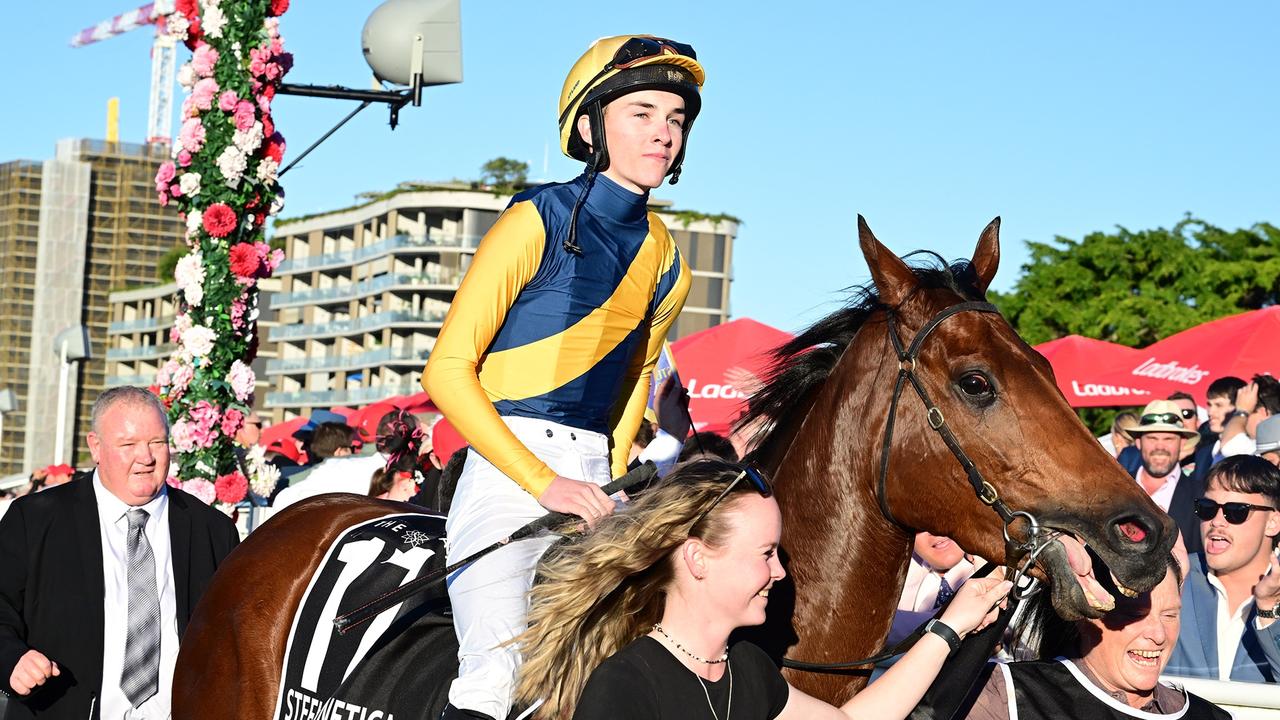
[
  {"xmin": 696, "ymin": 660, "xmax": 732, "ymax": 720},
  {"xmin": 651, "ymin": 623, "xmax": 729, "ymax": 664}
]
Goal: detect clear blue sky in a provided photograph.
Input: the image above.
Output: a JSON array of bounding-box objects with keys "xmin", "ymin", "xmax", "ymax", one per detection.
[{"xmin": 2, "ymin": 2, "xmax": 1276, "ymax": 333}]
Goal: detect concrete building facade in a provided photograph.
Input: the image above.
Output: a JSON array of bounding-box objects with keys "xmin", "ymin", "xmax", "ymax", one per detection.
[
  {"xmin": 0, "ymin": 139, "xmax": 184, "ymax": 477},
  {"xmin": 263, "ymin": 182, "xmax": 737, "ymax": 422}
]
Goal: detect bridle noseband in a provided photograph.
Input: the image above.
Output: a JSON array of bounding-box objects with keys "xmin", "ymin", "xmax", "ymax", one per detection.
[{"xmin": 877, "ymin": 300, "xmax": 1050, "ymax": 599}]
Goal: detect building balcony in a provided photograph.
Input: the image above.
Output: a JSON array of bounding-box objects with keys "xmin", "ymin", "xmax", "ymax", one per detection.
[
  {"xmin": 105, "ymin": 344, "xmax": 175, "ymax": 361},
  {"xmin": 275, "ymin": 232, "xmax": 482, "ymax": 275},
  {"xmin": 108, "ymin": 315, "xmax": 176, "ymax": 334},
  {"xmin": 265, "ymin": 381, "xmax": 422, "ymax": 409},
  {"xmin": 105, "ymin": 373, "xmax": 157, "ymax": 388},
  {"xmin": 266, "ymin": 344, "xmax": 431, "ymax": 375},
  {"xmin": 269, "ymin": 267, "xmax": 462, "ymax": 309},
  {"xmin": 267, "ymin": 308, "xmax": 447, "ymax": 342}
]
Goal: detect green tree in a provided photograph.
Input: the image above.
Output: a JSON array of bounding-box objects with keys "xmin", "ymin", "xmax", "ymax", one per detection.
[
  {"xmin": 479, "ymin": 157, "xmax": 529, "ymax": 192},
  {"xmin": 991, "ymin": 216, "xmax": 1280, "ymax": 432},
  {"xmin": 991, "ymin": 216, "xmax": 1280, "ymax": 348}
]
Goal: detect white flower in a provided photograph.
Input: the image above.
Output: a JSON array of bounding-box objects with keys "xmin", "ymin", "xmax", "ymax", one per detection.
[
  {"xmin": 201, "ymin": 4, "xmax": 227, "ymax": 39},
  {"xmin": 174, "ymin": 251, "xmax": 205, "ymax": 306},
  {"xmin": 178, "ymin": 172, "xmax": 201, "ymax": 198},
  {"xmin": 186, "ymin": 209, "xmax": 203, "ymax": 237},
  {"xmin": 166, "ymin": 13, "xmax": 190, "ymax": 40},
  {"xmin": 182, "ymin": 324, "xmax": 216, "ymax": 358},
  {"xmin": 233, "ymin": 121, "xmax": 264, "ymax": 154},
  {"xmin": 255, "ymin": 157, "xmax": 279, "ymax": 184},
  {"xmin": 217, "ymin": 146, "xmax": 248, "ymax": 188},
  {"xmin": 177, "ymin": 63, "xmax": 197, "ymax": 91}
]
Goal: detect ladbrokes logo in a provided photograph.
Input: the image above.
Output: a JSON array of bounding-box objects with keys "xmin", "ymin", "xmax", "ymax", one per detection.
[{"xmin": 1129, "ymin": 357, "xmax": 1212, "ymax": 386}]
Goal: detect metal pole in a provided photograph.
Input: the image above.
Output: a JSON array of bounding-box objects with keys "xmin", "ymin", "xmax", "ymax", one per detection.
[
  {"xmin": 0, "ymin": 411, "xmax": 5, "ymax": 466},
  {"xmin": 54, "ymin": 341, "xmax": 69, "ymax": 464}
]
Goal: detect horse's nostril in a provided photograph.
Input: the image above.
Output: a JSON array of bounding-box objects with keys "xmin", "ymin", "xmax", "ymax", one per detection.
[{"xmin": 1117, "ymin": 520, "xmax": 1147, "ymax": 543}]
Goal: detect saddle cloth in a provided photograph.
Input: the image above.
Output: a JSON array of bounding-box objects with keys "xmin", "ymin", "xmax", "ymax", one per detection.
[{"xmin": 272, "ymin": 512, "xmax": 456, "ymax": 720}]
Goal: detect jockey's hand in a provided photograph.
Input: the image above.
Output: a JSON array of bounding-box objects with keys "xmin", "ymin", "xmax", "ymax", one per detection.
[
  {"xmin": 9, "ymin": 649, "xmax": 59, "ymax": 695},
  {"xmin": 538, "ymin": 475, "xmax": 616, "ymax": 528},
  {"xmin": 939, "ymin": 577, "xmax": 1013, "ymax": 639}
]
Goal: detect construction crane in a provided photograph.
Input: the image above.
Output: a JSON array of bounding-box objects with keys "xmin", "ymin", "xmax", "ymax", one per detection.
[{"xmin": 70, "ymin": 0, "xmax": 177, "ymax": 146}]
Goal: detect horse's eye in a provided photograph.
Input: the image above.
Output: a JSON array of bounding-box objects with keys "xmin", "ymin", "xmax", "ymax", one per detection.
[{"xmin": 958, "ymin": 372, "xmax": 993, "ymax": 398}]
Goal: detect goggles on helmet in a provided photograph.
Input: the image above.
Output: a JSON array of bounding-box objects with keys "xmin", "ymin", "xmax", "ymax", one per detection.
[{"xmin": 559, "ymin": 36, "xmax": 698, "ymax": 128}]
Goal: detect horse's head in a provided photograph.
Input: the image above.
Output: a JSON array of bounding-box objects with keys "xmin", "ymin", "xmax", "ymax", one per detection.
[{"xmin": 859, "ymin": 216, "xmax": 1175, "ymax": 620}]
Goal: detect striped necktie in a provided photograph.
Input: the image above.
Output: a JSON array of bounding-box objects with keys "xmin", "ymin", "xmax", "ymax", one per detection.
[{"xmin": 121, "ymin": 508, "xmax": 160, "ymax": 708}]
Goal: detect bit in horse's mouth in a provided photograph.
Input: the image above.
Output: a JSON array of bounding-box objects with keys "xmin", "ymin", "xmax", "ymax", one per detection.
[{"xmin": 1037, "ymin": 531, "xmax": 1140, "ymax": 616}]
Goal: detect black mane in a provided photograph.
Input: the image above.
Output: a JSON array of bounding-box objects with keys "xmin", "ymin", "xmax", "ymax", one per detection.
[{"xmin": 738, "ymin": 253, "xmax": 988, "ymax": 463}]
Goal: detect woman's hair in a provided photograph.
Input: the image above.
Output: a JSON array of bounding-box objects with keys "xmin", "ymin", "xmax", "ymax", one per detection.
[
  {"xmin": 1111, "ymin": 411, "xmax": 1139, "ymax": 443},
  {"xmin": 367, "ymin": 467, "xmax": 402, "ymax": 497},
  {"xmin": 515, "ymin": 459, "xmax": 765, "ymax": 719},
  {"xmin": 375, "ymin": 409, "xmax": 423, "ymax": 476}
]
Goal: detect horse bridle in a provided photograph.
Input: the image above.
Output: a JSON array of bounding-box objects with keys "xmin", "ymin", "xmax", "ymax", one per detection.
[
  {"xmin": 782, "ymin": 298, "xmax": 1056, "ymax": 675},
  {"xmin": 876, "ymin": 299, "xmax": 1053, "ymax": 599}
]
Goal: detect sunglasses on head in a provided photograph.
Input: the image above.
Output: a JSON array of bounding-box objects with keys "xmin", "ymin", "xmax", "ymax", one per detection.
[
  {"xmin": 690, "ymin": 466, "xmax": 772, "ymax": 530},
  {"xmin": 1141, "ymin": 412, "xmax": 1183, "ymax": 426},
  {"xmin": 1193, "ymin": 498, "xmax": 1276, "ymax": 524}
]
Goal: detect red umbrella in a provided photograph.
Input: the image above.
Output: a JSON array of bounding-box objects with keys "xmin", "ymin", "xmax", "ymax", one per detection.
[
  {"xmin": 431, "ymin": 417, "xmax": 467, "ymax": 463},
  {"xmin": 1031, "ymin": 335, "xmax": 1153, "ymax": 408},
  {"xmin": 1089, "ymin": 306, "xmax": 1280, "ymax": 403},
  {"xmin": 391, "ymin": 391, "xmax": 438, "ymax": 415},
  {"xmin": 347, "ymin": 401, "xmax": 399, "ymax": 441},
  {"xmin": 259, "ymin": 417, "xmax": 307, "ymax": 461},
  {"xmin": 670, "ymin": 318, "xmax": 793, "ymax": 436}
]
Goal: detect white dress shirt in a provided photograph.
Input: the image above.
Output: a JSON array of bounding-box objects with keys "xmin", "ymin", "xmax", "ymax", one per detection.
[
  {"xmin": 1136, "ymin": 463, "xmax": 1181, "ymax": 512},
  {"xmin": 93, "ymin": 474, "xmax": 179, "ymax": 719},
  {"xmin": 272, "ymin": 453, "xmax": 387, "ymax": 511},
  {"xmin": 1205, "ymin": 572, "xmax": 1253, "ymax": 681}
]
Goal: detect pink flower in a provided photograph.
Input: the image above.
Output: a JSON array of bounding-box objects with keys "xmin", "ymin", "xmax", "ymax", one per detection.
[
  {"xmin": 257, "ymin": 94, "xmax": 272, "ymax": 115},
  {"xmin": 227, "ymin": 360, "xmax": 255, "ymax": 402},
  {"xmin": 170, "ymin": 419, "xmax": 197, "ymax": 453},
  {"xmin": 221, "ymin": 407, "xmax": 245, "ymax": 438},
  {"xmin": 177, "ymin": 150, "xmax": 193, "ymax": 167},
  {"xmin": 171, "ymin": 363, "xmax": 193, "ymax": 392},
  {"xmin": 191, "ymin": 44, "xmax": 219, "ymax": 77},
  {"xmin": 154, "ymin": 161, "xmax": 176, "ymax": 192},
  {"xmin": 169, "ymin": 182, "xmax": 183, "ymax": 198},
  {"xmin": 233, "ymin": 101, "xmax": 256, "ymax": 131},
  {"xmin": 215, "ymin": 472, "xmax": 249, "ymax": 505},
  {"xmin": 218, "ymin": 90, "xmax": 239, "ymax": 112},
  {"xmin": 166, "ymin": 475, "xmax": 182, "ymax": 489},
  {"xmin": 230, "ymin": 297, "xmax": 247, "ymax": 327},
  {"xmin": 191, "ymin": 78, "xmax": 219, "ymax": 111},
  {"xmin": 183, "ymin": 479, "xmax": 217, "ymax": 506},
  {"xmin": 179, "ymin": 117, "xmax": 206, "ymax": 153}
]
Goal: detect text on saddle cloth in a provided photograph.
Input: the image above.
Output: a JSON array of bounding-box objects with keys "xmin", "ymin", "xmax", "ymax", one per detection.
[{"xmin": 272, "ymin": 512, "xmax": 451, "ymax": 720}]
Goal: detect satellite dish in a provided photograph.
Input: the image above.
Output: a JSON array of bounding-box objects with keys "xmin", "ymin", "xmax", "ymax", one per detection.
[{"xmin": 362, "ymin": 0, "xmax": 462, "ymax": 88}]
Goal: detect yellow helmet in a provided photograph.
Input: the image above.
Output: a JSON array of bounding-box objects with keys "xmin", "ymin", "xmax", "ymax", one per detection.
[{"xmin": 557, "ymin": 35, "xmax": 705, "ymax": 182}]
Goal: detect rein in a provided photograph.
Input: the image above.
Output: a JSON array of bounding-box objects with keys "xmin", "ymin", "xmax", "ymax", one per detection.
[{"xmin": 782, "ymin": 299, "xmax": 1055, "ymax": 673}]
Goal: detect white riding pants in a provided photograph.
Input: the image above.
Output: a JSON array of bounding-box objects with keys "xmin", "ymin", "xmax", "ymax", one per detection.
[{"xmin": 444, "ymin": 416, "xmax": 611, "ymax": 719}]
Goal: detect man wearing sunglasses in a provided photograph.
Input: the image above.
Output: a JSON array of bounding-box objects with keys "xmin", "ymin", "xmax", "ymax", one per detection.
[
  {"xmin": 422, "ymin": 35, "xmax": 701, "ymax": 720},
  {"xmin": 1125, "ymin": 399, "xmax": 1208, "ymax": 555},
  {"xmin": 1166, "ymin": 455, "xmax": 1280, "ymax": 682}
]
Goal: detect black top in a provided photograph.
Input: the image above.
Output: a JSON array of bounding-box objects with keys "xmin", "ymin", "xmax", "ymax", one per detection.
[{"xmin": 574, "ymin": 637, "xmax": 790, "ymax": 720}]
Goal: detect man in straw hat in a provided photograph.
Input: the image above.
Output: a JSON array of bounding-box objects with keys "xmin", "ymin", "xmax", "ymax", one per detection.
[{"xmin": 1128, "ymin": 399, "xmax": 1208, "ymax": 554}]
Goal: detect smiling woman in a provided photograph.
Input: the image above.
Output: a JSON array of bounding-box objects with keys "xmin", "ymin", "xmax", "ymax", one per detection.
[{"xmin": 515, "ymin": 460, "xmax": 1012, "ymax": 720}]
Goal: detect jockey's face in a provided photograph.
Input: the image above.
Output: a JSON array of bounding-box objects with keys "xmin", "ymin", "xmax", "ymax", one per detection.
[{"xmin": 578, "ymin": 89, "xmax": 686, "ymax": 193}]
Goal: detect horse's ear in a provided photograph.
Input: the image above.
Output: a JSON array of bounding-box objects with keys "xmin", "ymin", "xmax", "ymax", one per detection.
[
  {"xmin": 971, "ymin": 217, "xmax": 1001, "ymax": 293},
  {"xmin": 858, "ymin": 215, "xmax": 915, "ymax": 307}
]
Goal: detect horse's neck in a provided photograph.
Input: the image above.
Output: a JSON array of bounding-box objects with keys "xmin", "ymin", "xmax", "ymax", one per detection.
[{"xmin": 773, "ymin": 330, "xmax": 917, "ymax": 700}]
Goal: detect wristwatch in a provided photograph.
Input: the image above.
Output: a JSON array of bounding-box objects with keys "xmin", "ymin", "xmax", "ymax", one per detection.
[
  {"xmin": 1259, "ymin": 606, "xmax": 1277, "ymax": 619},
  {"xmin": 1229, "ymin": 409, "xmax": 1251, "ymax": 421},
  {"xmin": 925, "ymin": 618, "xmax": 962, "ymax": 652}
]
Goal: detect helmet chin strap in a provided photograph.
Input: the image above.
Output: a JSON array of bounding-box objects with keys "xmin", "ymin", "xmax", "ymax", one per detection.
[{"xmin": 564, "ymin": 111, "xmax": 607, "ymax": 256}]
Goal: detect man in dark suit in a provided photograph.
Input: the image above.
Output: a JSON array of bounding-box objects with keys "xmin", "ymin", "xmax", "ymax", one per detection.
[
  {"xmin": 1122, "ymin": 399, "xmax": 1209, "ymax": 555},
  {"xmin": 0, "ymin": 386, "xmax": 239, "ymax": 719}
]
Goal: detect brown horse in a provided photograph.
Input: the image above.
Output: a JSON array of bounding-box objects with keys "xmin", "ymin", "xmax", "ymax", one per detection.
[
  {"xmin": 172, "ymin": 218, "xmax": 1175, "ymax": 717},
  {"xmin": 738, "ymin": 216, "xmax": 1174, "ymax": 702}
]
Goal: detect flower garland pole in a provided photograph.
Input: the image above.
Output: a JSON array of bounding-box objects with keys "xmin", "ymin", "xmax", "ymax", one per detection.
[{"xmin": 153, "ymin": 0, "xmax": 291, "ymax": 513}]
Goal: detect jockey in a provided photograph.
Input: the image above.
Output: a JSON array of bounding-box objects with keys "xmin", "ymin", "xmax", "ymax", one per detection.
[{"xmin": 421, "ymin": 35, "xmax": 700, "ymax": 720}]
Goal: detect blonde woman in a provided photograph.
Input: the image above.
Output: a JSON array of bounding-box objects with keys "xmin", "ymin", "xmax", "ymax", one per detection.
[{"xmin": 517, "ymin": 460, "xmax": 1012, "ymax": 720}]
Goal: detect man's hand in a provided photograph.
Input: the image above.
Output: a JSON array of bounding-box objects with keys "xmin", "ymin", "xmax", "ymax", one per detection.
[
  {"xmin": 654, "ymin": 376, "xmax": 691, "ymax": 441},
  {"xmin": 538, "ymin": 476, "xmax": 616, "ymax": 528},
  {"xmin": 1254, "ymin": 550, "xmax": 1280, "ymax": 629},
  {"xmin": 9, "ymin": 649, "xmax": 59, "ymax": 695},
  {"xmin": 1237, "ymin": 382, "xmax": 1261, "ymax": 414}
]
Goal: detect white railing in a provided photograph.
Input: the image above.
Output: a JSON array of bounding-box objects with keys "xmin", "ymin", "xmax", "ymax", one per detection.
[
  {"xmin": 267, "ymin": 308, "xmax": 447, "ymax": 341},
  {"xmin": 276, "ymin": 231, "xmax": 481, "ymax": 274},
  {"xmin": 1162, "ymin": 675, "xmax": 1280, "ymax": 718}
]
